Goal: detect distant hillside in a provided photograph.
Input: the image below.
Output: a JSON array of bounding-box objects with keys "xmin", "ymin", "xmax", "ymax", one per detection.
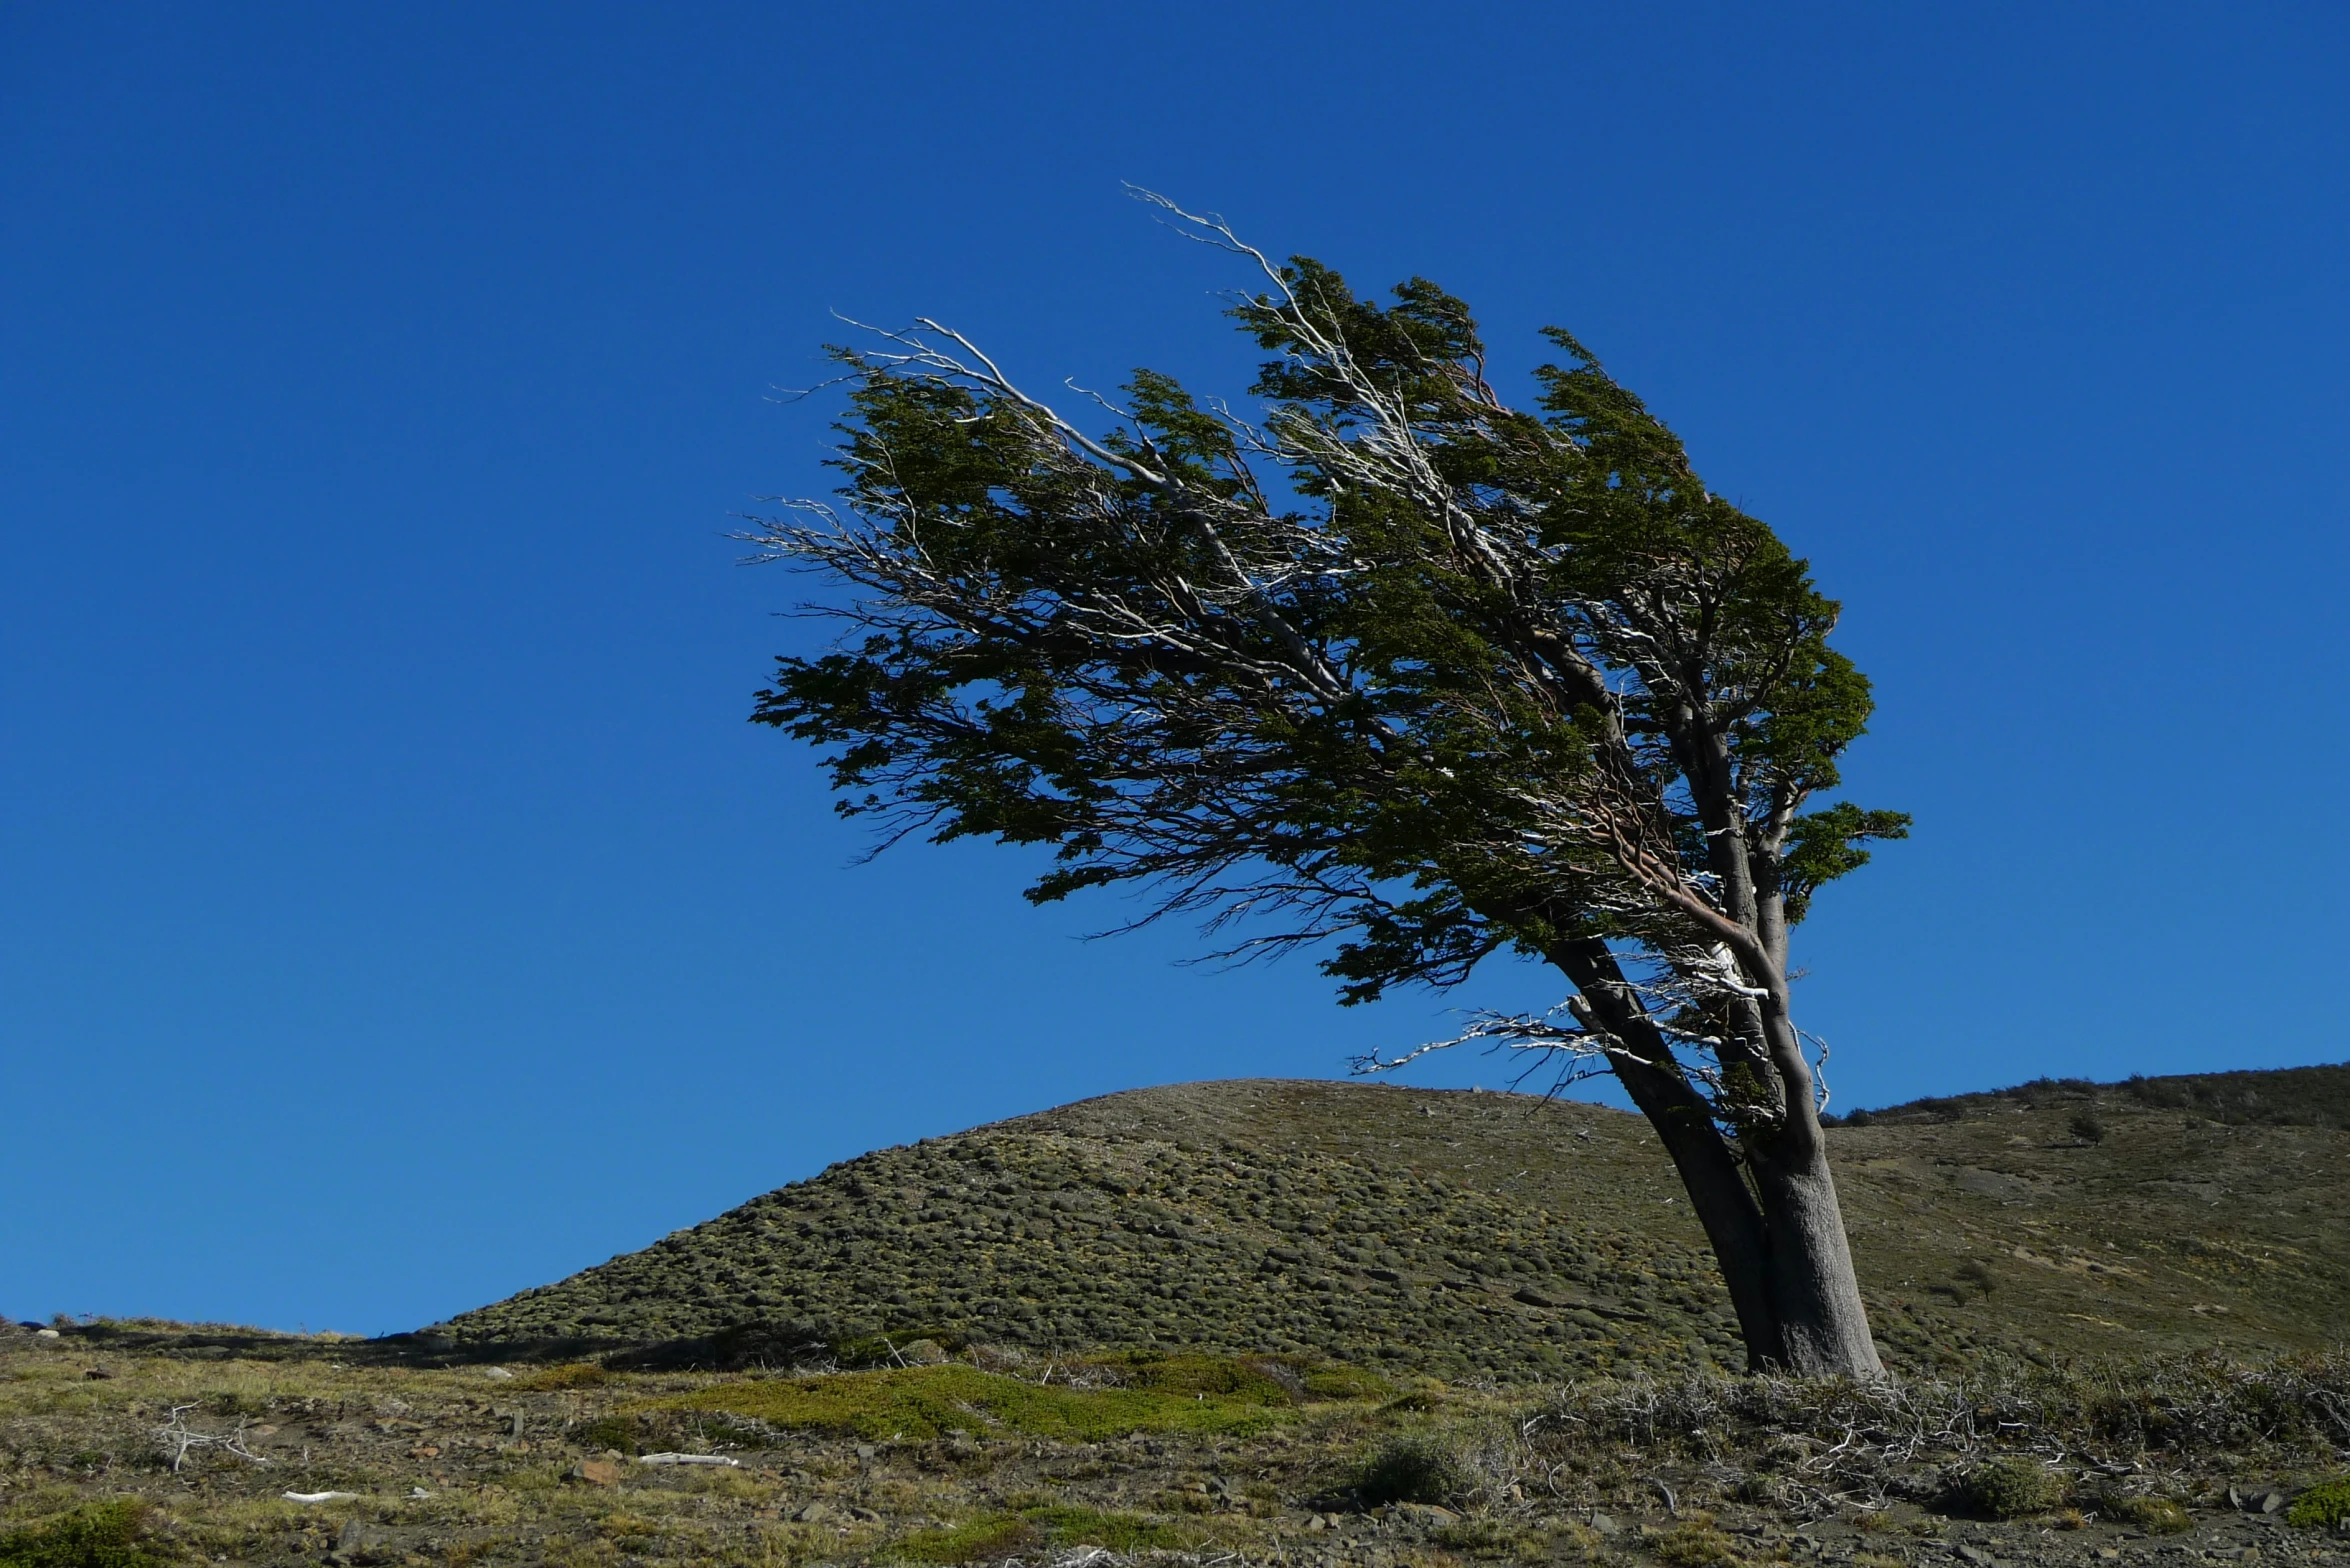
[{"xmin": 435, "ymin": 1066, "xmax": 2350, "ymax": 1379}]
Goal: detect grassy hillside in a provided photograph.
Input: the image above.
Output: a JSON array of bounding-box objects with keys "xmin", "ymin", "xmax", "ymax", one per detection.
[{"xmin": 434, "ymin": 1068, "xmax": 2350, "ymax": 1377}]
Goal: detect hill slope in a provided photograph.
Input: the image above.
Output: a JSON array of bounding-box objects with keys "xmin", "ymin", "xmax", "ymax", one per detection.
[{"xmin": 436, "ymin": 1069, "xmax": 2350, "ymax": 1378}]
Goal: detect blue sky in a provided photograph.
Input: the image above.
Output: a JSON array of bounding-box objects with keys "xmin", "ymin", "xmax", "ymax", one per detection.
[{"xmin": 4, "ymin": 4, "xmax": 2344, "ymax": 1335}]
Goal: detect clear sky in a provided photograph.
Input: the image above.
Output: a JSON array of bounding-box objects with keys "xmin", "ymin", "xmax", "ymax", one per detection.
[{"xmin": 4, "ymin": 4, "xmax": 2344, "ymax": 1335}]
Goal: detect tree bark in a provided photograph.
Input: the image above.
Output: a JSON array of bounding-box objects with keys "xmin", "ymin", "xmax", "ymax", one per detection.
[
  {"xmin": 1552, "ymin": 937, "xmax": 1882, "ymax": 1378},
  {"xmin": 1551, "ymin": 939, "xmax": 1789, "ymax": 1369},
  {"xmin": 1745, "ymin": 1132, "xmax": 1882, "ymax": 1375}
]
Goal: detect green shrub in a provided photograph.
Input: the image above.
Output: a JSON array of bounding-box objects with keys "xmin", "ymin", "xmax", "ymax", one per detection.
[
  {"xmin": 572, "ymin": 1414, "xmax": 642, "ymax": 1454},
  {"xmin": 1351, "ymin": 1433, "xmax": 1463, "ymax": 1507},
  {"xmin": 0, "ymin": 1501, "xmax": 166, "ymax": 1568},
  {"xmin": 1954, "ymin": 1456, "xmax": 2067, "ymax": 1518},
  {"xmin": 2287, "ymin": 1478, "xmax": 2350, "ymax": 1530}
]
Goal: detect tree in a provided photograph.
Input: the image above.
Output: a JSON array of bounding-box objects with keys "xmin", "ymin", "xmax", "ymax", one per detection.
[{"xmin": 749, "ymin": 195, "xmax": 1908, "ymax": 1376}]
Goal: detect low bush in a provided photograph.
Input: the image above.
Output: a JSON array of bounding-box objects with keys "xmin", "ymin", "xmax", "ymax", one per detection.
[
  {"xmin": 2287, "ymin": 1478, "xmax": 2350, "ymax": 1530},
  {"xmin": 1953, "ymin": 1456, "xmax": 2068, "ymax": 1518},
  {"xmin": 1351, "ymin": 1433, "xmax": 1464, "ymax": 1507}
]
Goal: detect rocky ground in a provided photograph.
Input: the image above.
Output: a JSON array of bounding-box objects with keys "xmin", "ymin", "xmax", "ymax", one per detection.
[{"xmin": 5, "ymin": 1322, "xmax": 2347, "ymax": 1567}]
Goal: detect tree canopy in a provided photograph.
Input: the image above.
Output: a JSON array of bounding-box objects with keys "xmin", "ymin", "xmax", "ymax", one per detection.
[{"xmin": 751, "ymin": 197, "xmax": 1907, "ymax": 1373}]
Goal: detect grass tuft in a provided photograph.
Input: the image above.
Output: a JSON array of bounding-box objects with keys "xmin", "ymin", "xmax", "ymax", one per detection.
[
  {"xmin": 662, "ymin": 1363, "xmax": 1291, "ymax": 1442},
  {"xmin": 886, "ymin": 1504, "xmax": 1188, "ymax": 1564},
  {"xmin": 2100, "ymin": 1495, "xmax": 2190, "ymax": 1534},
  {"xmin": 511, "ymin": 1362, "xmax": 610, "ymax": 1391}
]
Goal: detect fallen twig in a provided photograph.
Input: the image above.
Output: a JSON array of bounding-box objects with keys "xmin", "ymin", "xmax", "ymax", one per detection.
[{"xmin": 153, "ymin": 1403, "xmax": 269, "ymax": 1473}]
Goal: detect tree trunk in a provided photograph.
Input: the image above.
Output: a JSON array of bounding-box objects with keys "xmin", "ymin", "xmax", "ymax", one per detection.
[
  {"xmin": 1552, "ymin": 937, "xmax": 1882, "ymax": 1378},
  {"xmin": 1551, "ymin": 939, "xmax": 1787, "ymax": 1368},
  {"xmin": 1744, "ymin": 1132, "xmax": 1883, "ymax": 1376}
]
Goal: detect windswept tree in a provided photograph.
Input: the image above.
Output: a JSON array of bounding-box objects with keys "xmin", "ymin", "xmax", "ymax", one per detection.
[{"xmin": 750, "ymin": 196, "xmax": 1907, "ymax": 1376}]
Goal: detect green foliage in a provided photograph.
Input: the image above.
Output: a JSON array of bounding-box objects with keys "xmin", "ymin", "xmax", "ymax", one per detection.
[
  {"xmin": 663, "ymin": 1363, "xmax": 1290, "ymax": 1442},
  {"xmin": 0, "ymin": 1502, "xmax": 166, "ymax": 1568},
  {"xmin": 2287, "ymin": 1478, "xmax": 2350, "ymax": 1529},
  {"xmin": 571, "ymin": 1413, "xmax": 641, "ymax": 1454},
  {"xmin": 1952, "ymin": 1456, "xmax": 2069, "ymax": 1518},
  {"xmin": 1349, "ymin": 1432, "xmax": 1465, "ymax": 1507},
  {"xmin": 750, "ymin": 240, "xmax": 1902, "ymax": 1014}
]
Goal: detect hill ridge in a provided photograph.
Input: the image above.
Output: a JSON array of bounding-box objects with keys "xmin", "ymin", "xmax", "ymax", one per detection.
[{"xmin": 437, "ymin": 1065, "xmax": 2350, "ymax": 1377}]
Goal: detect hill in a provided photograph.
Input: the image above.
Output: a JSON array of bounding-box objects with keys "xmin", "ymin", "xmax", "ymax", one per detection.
[{"xmin": 433, "ymin": 1067, "xmax": 2350, "ymax": 1378}]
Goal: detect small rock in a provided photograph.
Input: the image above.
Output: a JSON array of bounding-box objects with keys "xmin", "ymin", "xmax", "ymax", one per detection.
[
  {"xmin": 34, "ymin": 1328, "xmax": 59, "ymax": 1340},
  {"xmin": 2258, "ymin": 1490, "xmax": 2287, "ymax": 1514},
  {"xmin": 1589, "ymin": 1511, "xmax": 1620, "ymax": 1536},
  {"xmin": 897, "ymin": 1338, "xmax": 949, "ymax": 1365},
  {"xmin": 566, "ymin": 1459, "xmax": 623, "ymax": 1486},
  {"xmin": 792, "ymin": 1502, "xmax": 834, "ymax": 1523},
  {"xmin": 331, "ymin": 1519, "xmax": 389, "ymax": 1566},
  {"xmin": 1305, "ymin": 1515, "xmax": 1326, "ymax": 1532},
  {"xmin": 1954, "ymin": 1546, "xmax": 1997, "ymax": 1568},
  {"xmin": 855, "ymin": 1443, "xmax": 877, "ymax": 1459},
  {"xmin": 1393, "ymin": 1502, "xmax": 1458, "ymax": 1524}
]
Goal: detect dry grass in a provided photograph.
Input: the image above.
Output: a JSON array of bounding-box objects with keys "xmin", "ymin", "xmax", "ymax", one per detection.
[{"xmin": 7, "ymin": 1329, "xmax": 2349, "ymax": 1566}]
